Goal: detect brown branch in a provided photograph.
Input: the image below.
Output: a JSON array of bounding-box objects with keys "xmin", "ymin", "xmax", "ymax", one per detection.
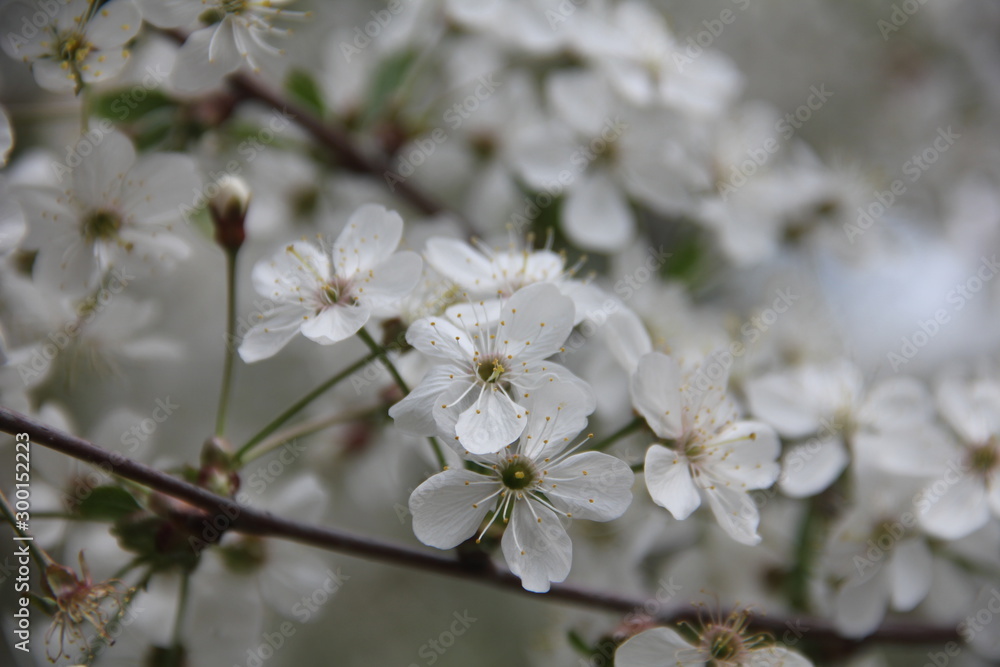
[
  {"xmin": 159, "ymin": 28, "xmax": 474, "ymax": 234},
  {"xmin": 0, "ymin": 405, "xmax": 962, "ymax": 653}
]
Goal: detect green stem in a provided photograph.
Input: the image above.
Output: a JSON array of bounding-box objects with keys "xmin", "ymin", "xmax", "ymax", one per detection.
[
  {"xmin": 589, "ymin": 417, "xmax": 645, "ymax": 452},
  {"xmin": 357, "ymin": 327, "xmax": 409, "ymax": 392},
  {"xmin": 234, "ymin": 350, "xmax": 382, "ymax": 463},
  {"xmin": 0, "ymin": 488, "xmax": 51, "ymax": 569},
  {"xmin": 172, "ymin": 571, "xmax": 190, "ymax": 650},
  {"xmin": 787, "ymin": 495, "xmax": 823, "ymax": 613},
  {"xmin": 241, "ymin": 404, "xmax": 381, "ymax": 464},
  {"xmin": 356, "ymin": 327, "xmax": 447, "ymax": 469},
  {"xmin": 215, "ymin": 248, "xmax": 239, "ymax": 437}
]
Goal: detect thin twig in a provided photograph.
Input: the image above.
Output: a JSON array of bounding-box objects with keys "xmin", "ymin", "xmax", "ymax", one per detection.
[{"xmin": 0, "ymin": 405, "xmax": 961, "ymax": 652}]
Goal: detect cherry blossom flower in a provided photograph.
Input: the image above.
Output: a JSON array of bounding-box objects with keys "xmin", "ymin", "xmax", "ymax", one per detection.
[
  {"xmin": 239, "ymin": 204, "xmax": 422, "ymax": 362},
  {"xmin": 16, "ymin": 130, "xmax": 199, "ymax": 295},
  {"xmin": 409, "ymin": 384, "xmax": 634, "ymax": 592},
  {"xmin": 423, "ymin": 235, "xmax": 602, "ymax": 324},
  {"xmin": 745, "ymin": 361, "xmax": 949, "ymax": 498},
  {"xmin": 1, "ymin": 0, "xmax": 141, "ymax": 93},
  {"xmin": 917, "ymin": 375, "xmax": 1000, "ymax": 539},
  {"xmin": 631, "ymin": 351, "xmax": 780, "ymax": 545},
  {"xmin": 389, "ymin": 282, "xmax": 593, "ymax": 454},
  {"xmin": 616, "ymin": 610, "xmax": 812, "ymax": 667},
  {"xmin": 136, "ymin": 0, "xmax": 308, "ymax": 91}
]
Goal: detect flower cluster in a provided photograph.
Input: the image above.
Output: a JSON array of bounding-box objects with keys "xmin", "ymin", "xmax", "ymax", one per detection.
[{"xmin": 3, "ymin": 0, "xmax": 1000, "ymax": 665}]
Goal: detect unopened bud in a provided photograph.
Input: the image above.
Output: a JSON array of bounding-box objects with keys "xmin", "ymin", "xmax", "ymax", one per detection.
[{"xmin": 209, "ymin": 175, "xmax": 251, "ymax": 251}]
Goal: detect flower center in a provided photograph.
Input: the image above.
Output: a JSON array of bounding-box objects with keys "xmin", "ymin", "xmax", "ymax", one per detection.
[
  {"xmin": 321, "ymin": 284, "xmax": 341, "ymax": 306},
  {"xmin": 500, "ymin": 459, "xmax": 536, "ymax": 490},
  {"xmin": 705, "ymin": 627, "xmax": 743, "ymax": 662},
  {"xmin": 218, "ymin": 536, "xmax": 267, "ymax": 574},
  {"xmin": 970, "ymin": 443, "xmax": 998, "ymax": 474},
  {"xmin": 477, "ymin": 358, "xmax": 505, "ymax": 383},
  {"xmin": 57, "ymin": 32, "xmax": 92, "ymax": 64},
  {"xmin": 82, "ymin": 209, "xmax": 122, "ymax": 242}
]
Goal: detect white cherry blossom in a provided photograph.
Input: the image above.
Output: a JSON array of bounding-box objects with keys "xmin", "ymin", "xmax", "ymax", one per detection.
[
  {"xmin": 1, "ymin": 0, "xmax": 141, "ymax": 93},
  {"xmin": 239, "ymin": 204, "xmax": 422, "ymax": 362},
  {"xmin": 616, "ymin": 614, "xmax": 812, "ymax": 667},
  {"xmin": 16, "ymin": 130, "xmax": 199, "ymax": 295},
  {"xmin": 135, "ymin": 0, "xmax": 308, "ymax": 91},
  {"xmin": 631, "ymin": 351, "xmax": 780, "ymax": 545},
  {"xmin": 389, "ymin": 282, "xmax": 592, "ymax": 454},
  {"xmin": 409, "ymin": 384, "xmax": 634, "ymax": 592}
]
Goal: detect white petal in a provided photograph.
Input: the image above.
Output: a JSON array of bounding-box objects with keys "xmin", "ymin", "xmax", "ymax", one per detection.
[
  {"xmin": 779, "ymin": 436, "xmax": 849, "ymax": 498},
  {"xmin": 562, "ymin": 171, "xmax": 635, "ymax": 252},
  {"xmin": 704, "ymin": 483, "xmax": 761, "ymax": 546},
  {"xmin": 833, "ymin": 578, "xmax": 888, "ymax": 638},
  {"xmin": 705, "ymin": 421, "xmax": 780, "ymax": 490},
  {"xmin": 410, "ymin": 470, "xmax": 495, "ymax": 549},
  {"xmin": 251, "ymin": 240, "xmax": 329, "ymax": 302},
  {"xmin": 501, "ymin": 501, "xmax": 571, "ymax": 593},
  {"xmin": 238, "ymin": 305, "xmax": 304, "ymax": 363},
  {"xmin": 75, "ymin": 130, "xmax": 135, "ymax": 208},
  {"xmin": 749, "ymin": 646, "xmax": 813, "ymax": 667},
  {"xmin": 455, "ymin": 387, "xmax": 526, "ymax": 454},
  {"xmin": 122, "ymin": 153, "xmax": 201, "ymax": 226},
  {"xmin": 615, "ymin": 627, "xmax": 695, "ymax": 667},
  {"xmin": 546, "ymin": 451, "xmax": 634, "ymax": 521},
  {"xmin": 389, "ymin": 365, "xmax": 461, "ymax": 437},
  {"xmin": 86, "ymin": 0, "xmax": 142, "ymax": 48},
  {"xmin": 300, "ymin": 304, "xmax": 371, "ymax": 345},
  {"xmin": 333, "ymin": 204, "xmax": 404, "ymax": 276},
  {"xmin": 918, "ymin": 477, "xmax": 989, "ymax": 540},
  {"xmin": 519, "ymin": 382, "xmax": 592, "ymax": 460},
  {"xmin": 358, "ymin": 251, "xmax": 422, "ymax": 307},
  {"xmin": 630, "ymin": 352, "xmax": 683, "ymax": 440},
  {"xmin": 602, "ymin": 309, "xmax": 652, "ymax": 373},
  {"xmin": 745, "ymin": 372, "xmax": 823, "ymax": 438},
  {"xmin": 499, "ymin": 283, "xmax": 575, "ymax": 360},
  {"xmin": 424, "ymin": 237, "xmax": 496, "ymax": 291},
  {"xmin": 134, "ymin": 0, "xmax": 202, "ymax": 28},
  {"xmin": 0, "ymin": 106, "xmax": 13, "ymax": 167},
  {"xmin": 644, "ymin": 444, "xmax": 700, "ymax": 519},
  {"xmin": 31, "ymin": 59, "xmax": 78, "ymax": 92},
  {"xmin": 937, "ymin": 377, "xmax": 1000, "ymax": 445},
  {"xmin": 889, "ymin": 538, "xmax": 932, "ymax": 611},
  {"xmin": 172, "ymin": 26, "xmax": 241, "ymax": 92},
  {"xmin": 406, "ymin": 317, "xmax": 475, "ymax": 360}
]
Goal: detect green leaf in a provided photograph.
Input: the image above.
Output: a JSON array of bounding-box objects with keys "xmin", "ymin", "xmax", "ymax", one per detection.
[
  {"xmin": 285, "ymin": 68, "xmax": 325, "ymax": 116},
  {"xmin": 363, "ymin": 50, "xmax": 416, "ymax": 126},
  {"xmin": 90, "ymin": 87, "xmax": 175, "ymax": 124},
  {"xmin": 76, "ymin": 486, "xmax": 141, "ymax": 521}
]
